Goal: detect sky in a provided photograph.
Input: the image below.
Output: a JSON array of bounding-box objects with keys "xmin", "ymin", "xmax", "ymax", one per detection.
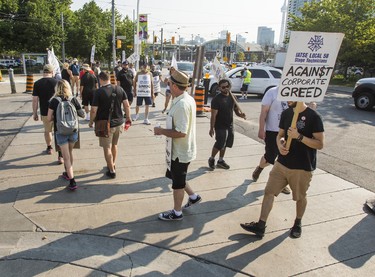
[{"xmin": 71, "ymin": 0, "xmax": 286, "ymax": 44}]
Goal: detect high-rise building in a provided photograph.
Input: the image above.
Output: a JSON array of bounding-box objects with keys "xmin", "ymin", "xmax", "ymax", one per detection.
[
  {"xmin": 257, "ymin": 26, "xmax": 275, "ymax": 46},
  {"xmin": 284, "ymin": 0, "xmax": 320, "ymax": 41}
]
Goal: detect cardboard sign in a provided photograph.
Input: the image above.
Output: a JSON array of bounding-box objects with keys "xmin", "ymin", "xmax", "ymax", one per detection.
[
  {"xmin": 212, "ymin": 57, "xmax": 225, "ymax": 81},
  {"xmin": 278, "ymin": 31, "xmax": 344, "ymax": 102}
]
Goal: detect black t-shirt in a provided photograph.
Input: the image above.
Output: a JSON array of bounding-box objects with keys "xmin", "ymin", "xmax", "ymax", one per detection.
[
  {"xmin": 61, "ymin": 69, "xmax": 70, "ymax": 83},
  {"xmin": 92, "ymin": 84, "xmax": 128, "ymax": 127},
  {"xmin": 211, "ymin": 92, "xmax": 234, "ymax": 129},
  {"xmin": 80, "ymin": 72, "xmax": 97, "ymax": 93},
  {"xmin": 277, "ymin": 107, "xmax": 324, "ymax": 171},
  {"xmin": 32, "ymin": 77, "xmax": 58, "ymax": 116},
  {"xmin": 116, "ymin": 69, "xmax": 134, "ymax": 93},
  {"xmin": 48, "ymin": 96, "xmax": 82, "ymax": 133}
]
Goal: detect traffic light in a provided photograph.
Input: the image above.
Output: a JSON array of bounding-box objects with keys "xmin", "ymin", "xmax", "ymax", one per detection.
[
  {"xmin": 226, "ymin": 32, "xmax": 231, "ymax": 45},
  {"xmin": 154, "ymin": 36, "xmax": 157, "ymax": 43},
  {"xmin": 116, "ymin": 39, "xmax": 122, "ymax": 49},
  {"xmin": 247, "ymin": 47, "xmax": 251, "ymax": 51},
  {"xmin": 171, "ymin": 36, "xmax": 175, "ymax": 44}
]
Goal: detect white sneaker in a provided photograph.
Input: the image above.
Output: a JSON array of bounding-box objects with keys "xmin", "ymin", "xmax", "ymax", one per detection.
[
  {"xmin": 245, "ymin": 95, "xmax": 248, "ymax": 99},
  {"xmin": 239, "ymin": 96, "xmax": 245, "ymax": 100},
  {"xmin": 85, "ymin": 114, "xmax": 90, "ymax": 121},
  {"xmin": 143, "ymin": 119, "xmax": 151, "ymax": 125},
  {"xmin": 133, "ymin": 114, "xmax": 139, "ymax": 121}
]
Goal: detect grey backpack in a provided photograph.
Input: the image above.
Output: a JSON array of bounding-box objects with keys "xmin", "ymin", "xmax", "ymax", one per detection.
[{"xmin": 55, "ymin": 97, "xmax": 78, "ymax": 135}]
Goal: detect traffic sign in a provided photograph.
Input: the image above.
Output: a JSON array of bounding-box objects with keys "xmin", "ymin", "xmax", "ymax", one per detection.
[{"xmin": 117, "ymin": 36, "xmax": 126, "ymax": 39}]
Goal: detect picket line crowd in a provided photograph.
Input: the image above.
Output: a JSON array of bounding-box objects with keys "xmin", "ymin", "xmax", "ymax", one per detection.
[{"xmin": 32, "ymin": 59, "xmax": 325, "ymax": 239}]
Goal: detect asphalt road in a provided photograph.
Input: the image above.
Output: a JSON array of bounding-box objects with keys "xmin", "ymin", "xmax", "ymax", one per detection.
[
  {"xmin": 1, "ymin": 82, "xmax": 374, "ymax": 194},
  {"xmin": 231, "ymin": 88, "xmax": 375, "ymax": 193}
]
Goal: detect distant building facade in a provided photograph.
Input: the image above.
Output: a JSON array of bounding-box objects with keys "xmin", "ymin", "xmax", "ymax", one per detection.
[{"xmin": 257, "ymin": 26, "xmax": 275, "ymax": 46}]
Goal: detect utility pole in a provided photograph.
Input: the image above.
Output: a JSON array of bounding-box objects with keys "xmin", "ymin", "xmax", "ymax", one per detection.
[
  {"xmin": 112, "ymin": 0, "xmax": 116, "ymax": 70},
  {"xmin": 61, "ymin": 12, "xmax": 65, "ymax": 62},
  {"xmin": 161, "ymin": 28, "xmax": 164, "ymax": 62}
]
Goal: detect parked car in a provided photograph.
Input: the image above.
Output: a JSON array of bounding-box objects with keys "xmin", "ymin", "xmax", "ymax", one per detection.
[
  {"xmin": 208, "ymin": 66, "xmax": 282, "ymax": 97},
  {"xmin": 352, "ymin": 77, "xmax": 375, "ymax": 111},
  {"xmin": 177, "ymin": 61, "xmax": 194, "ymax": 76},
  {"xmin": 0, "ymin": 59, "xmax": 20, "ymax": 68},
  {"xmin": 25, "ymin": 59, "xmax": 37, "ymax": 66}
]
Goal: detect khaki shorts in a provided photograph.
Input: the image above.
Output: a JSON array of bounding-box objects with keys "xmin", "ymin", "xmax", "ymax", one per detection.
[
  {"xmin": 265, "ymin": 161, "xmax": 313, "ymax": 201},
  {"xmin": 41, "ymin": 116, "xmax": 53, "ymax": 132},
  {"xmin": 99, "ymin": 125, "xmax": 123, "ymax": 148}
]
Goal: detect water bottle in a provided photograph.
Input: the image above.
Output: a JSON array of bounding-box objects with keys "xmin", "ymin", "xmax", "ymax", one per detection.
[{"xmin": 155, "ymin": 122, "xmax": 162, "ymax": 139}]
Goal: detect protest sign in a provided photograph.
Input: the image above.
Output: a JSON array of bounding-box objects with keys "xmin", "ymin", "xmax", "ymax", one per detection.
[{"xmin": 278, "ymin": 31, "xmax": 344, "ymax": 103}]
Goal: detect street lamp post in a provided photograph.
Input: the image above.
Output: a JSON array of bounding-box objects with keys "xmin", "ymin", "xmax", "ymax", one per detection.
[{"xmin": 135, "ymin": 0, "xmax": 140, "ymax": 71}]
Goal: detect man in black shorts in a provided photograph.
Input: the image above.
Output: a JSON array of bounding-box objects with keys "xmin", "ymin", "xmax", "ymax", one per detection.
[
  {"xmin": 208, "ymin": 79, "xmax": 246, "ymax": 170},
  {"xmin": 80, "ymin": 64, "xmax": 98, "ymax": 121}
]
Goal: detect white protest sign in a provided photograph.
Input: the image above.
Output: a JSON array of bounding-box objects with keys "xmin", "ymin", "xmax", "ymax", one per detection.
[
  {"xmin": 278, "ymin": 31, "xmax": 344, "ymax": 102},
  {"xmin": 90, "ymin": 45, "xmax": 95, "ymax": 64},
  {"xmin": 211, "ymin": 57, "xmax": 225, "ymax": 81},
  {"xmin": 126, "ymin": 52, "xmax": 138, "ymax": 64}
]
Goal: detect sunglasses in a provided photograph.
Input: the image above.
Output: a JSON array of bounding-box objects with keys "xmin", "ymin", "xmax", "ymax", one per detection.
[{"xmin": 220, "ymin": 85, "xmax": 230, "ymax": 89}]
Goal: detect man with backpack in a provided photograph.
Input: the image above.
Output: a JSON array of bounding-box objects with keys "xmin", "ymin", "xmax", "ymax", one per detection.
[{"xmin": 47, "ymin": 80, "xmax": 85, "ymax": 191}]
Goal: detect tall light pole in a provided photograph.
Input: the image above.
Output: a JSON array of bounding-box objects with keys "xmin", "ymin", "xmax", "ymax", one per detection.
[
  {"xmin": 112, "ymin": 0, "xmax": 116, "ymax": 70},
  {"xmin": 61, "ymin": 12, "xmax": 65, "ymax": 62},
  {"xmin": 135, "ymin": 0, "xmax": 140, "ymax": 71}
]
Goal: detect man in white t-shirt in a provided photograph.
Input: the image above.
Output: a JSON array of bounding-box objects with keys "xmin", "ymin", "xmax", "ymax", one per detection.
[{"xmin": 252, "ymin": 87, "xmax": 291, "ymax": 193}]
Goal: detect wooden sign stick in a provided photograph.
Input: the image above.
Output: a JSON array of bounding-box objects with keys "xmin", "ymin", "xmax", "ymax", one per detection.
[
  {"xmin": 286, "ymin": 101, "xmax": 303, "ymax": 150},
  {"xmin": 228, "ymin": 90, "xmax": 246, "ymax": 120}
]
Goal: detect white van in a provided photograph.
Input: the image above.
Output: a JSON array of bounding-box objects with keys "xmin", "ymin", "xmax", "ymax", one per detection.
[{"xmin": 0, "ymin": 59, "xmax": 19, "ymax": 68}]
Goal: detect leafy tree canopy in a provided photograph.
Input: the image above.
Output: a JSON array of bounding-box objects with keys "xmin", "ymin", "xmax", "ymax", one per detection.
[{"xmin": 288, "ymin": 0, "xmax": 375, "ymax": 72}]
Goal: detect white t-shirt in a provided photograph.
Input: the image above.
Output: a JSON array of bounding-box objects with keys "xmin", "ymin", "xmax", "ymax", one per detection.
[{"xmin": 261, "ymin": 87, "xmax": 288, "ymax": 132}]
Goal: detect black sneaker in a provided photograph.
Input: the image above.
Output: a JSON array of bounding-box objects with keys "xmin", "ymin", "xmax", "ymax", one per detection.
[
  {"xmin": 68, "ymin": 180, "xmax": 77, "ymax": 191},
  {"xmin": 158, "ymin": 210, "xmax": 183, "ymax": 221},
  {"xmin": 290, "ymin": 224, "xmax": 302, "ymax": 238},
  {"xmin": 252, "ymin": 166, "xmax": 263, "ymax": 181},
  {"xmin": 208, "ymin": 157, "xmax": 215, "ymax": 170},
  {"xmin": 60, "ymin": 172, "xmax": 70, "ymax": 181},
  {"xmin": 152, "ymin": 103, "xmax": 155, "ymax": 107},
  {"xmin": 217, "ymin": 160, "xmax": 230, "ymax": 169},
  {"xmin": 240, "ymin": 221, "xmax": 265, "ymax": 238},
  {"xmin": 183, "ymin": 195, "xmax": 202, "ymax": 209},
  {"xmin": 106, "ymin": 170, "xmax": 116, "ymax": 179}
]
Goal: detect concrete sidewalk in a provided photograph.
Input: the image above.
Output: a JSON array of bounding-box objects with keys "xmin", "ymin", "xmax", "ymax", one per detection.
[{"xmin": 0, "ymin": 92, "xmax": 374, "ymax": 276}]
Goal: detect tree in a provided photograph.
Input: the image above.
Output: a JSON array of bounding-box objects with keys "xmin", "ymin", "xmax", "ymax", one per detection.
[
  {"xmin": 0, "ymin": 0, "xmax": 72, "ymax": 53},
  {"xmin": 288, "ymin": 0, "xmax": 375, "ymax": 75},
  {"xmin": 65, "ymin": 1, "xmax": 111, "ymax": 62},
  {"xmin": 237, "ymin": 51, "xmax": 245, "ymax": 62}
]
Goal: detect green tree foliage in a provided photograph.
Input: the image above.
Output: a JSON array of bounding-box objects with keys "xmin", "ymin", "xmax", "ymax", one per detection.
[
  {"xmin": 288, "ymin": 0, "xmax": 375, "ymax": 73},
  {"xmin": 0, "ymin": 0, "xmax": 72, "ymax": 53},
  {"xmin": 65, "ymin": 1, "xmax": 111, "ymax": 62},
  {"xmin": 237, "ymin": 51, "xmax": 245, "ymax": 62}
]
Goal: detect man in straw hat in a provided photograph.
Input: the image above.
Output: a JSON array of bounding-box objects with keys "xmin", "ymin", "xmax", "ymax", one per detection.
[{"xmin": 154, "ymin": 70, "xmax": 202, "ymax": 221}]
